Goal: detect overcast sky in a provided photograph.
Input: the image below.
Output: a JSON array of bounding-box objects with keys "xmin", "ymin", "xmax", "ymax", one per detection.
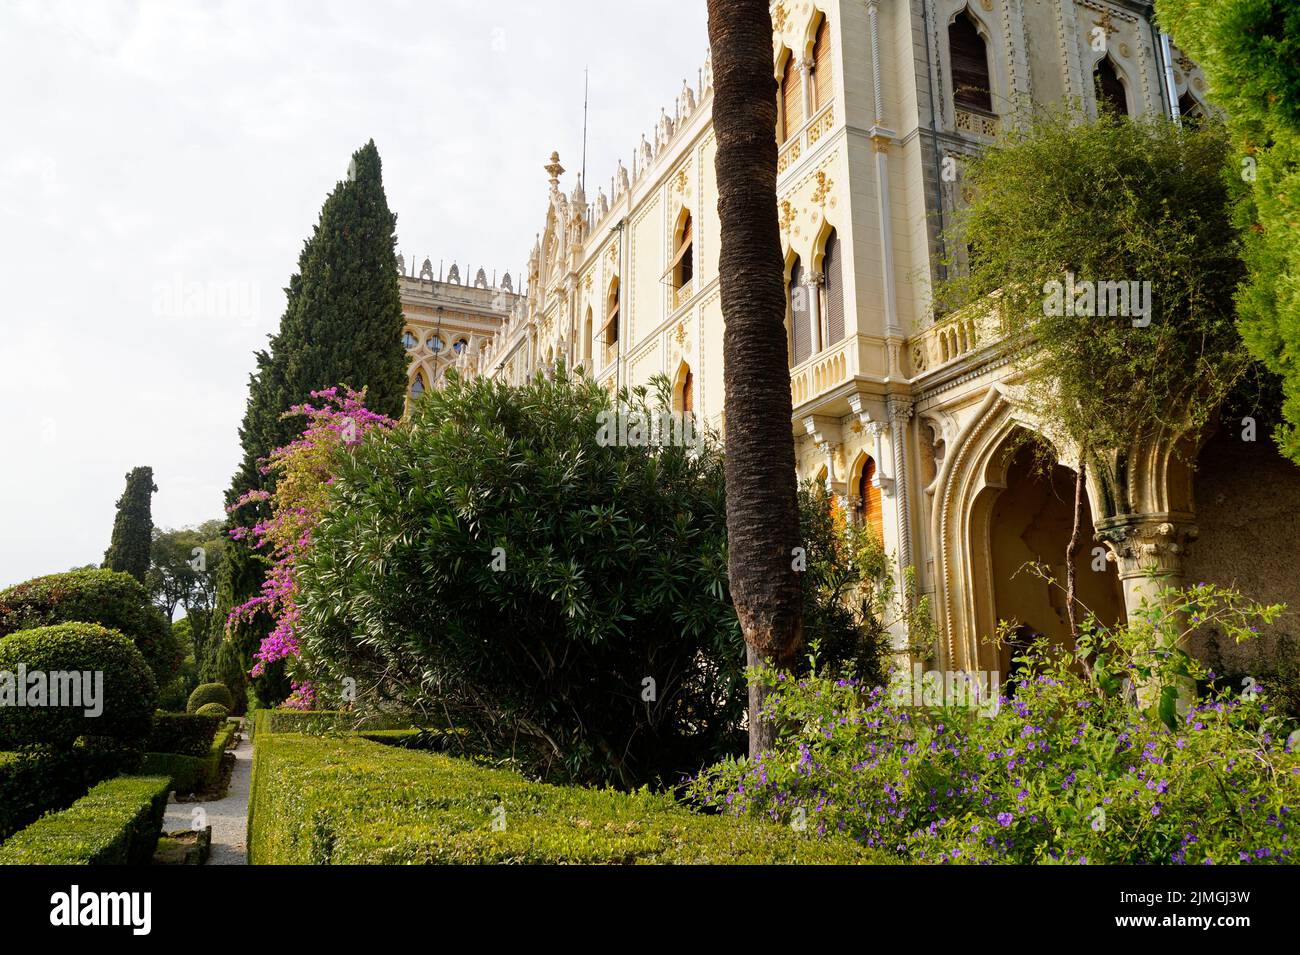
[{"xmin": 0, "ymin": 0, "xmax": 709, "ymax": 588}]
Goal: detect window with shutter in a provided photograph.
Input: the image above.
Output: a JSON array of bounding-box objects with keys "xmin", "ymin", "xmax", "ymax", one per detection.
[
  {"xmin": 859, "ymin": 457, "xmax": 884, "ymax": 540},
  {"xmin": 780, "ymin": 55, "xmax": 802, "ymax": 142},
  {"xmin": 949, "ymin": 11, "xmax": 992, "ymax": 113},
  {"xmin": 811, "ymin": 17, "xmax": 832, "ymax": 113},
  {"xmin": 790, "ymin": 260, "xmax": 810, "ymax": 366},
  {"xmin": 823, "ymin": 232, "xmax": 844, "ymax": 346}
]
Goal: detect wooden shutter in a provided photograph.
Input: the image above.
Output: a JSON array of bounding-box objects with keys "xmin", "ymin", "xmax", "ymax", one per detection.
[
  {"xmin": 824, "ymin": 233, "xmax": 844, "ymax": 345},
  {"xmin": 860, "ymin": 458, "xmax": 883, "ymax": 540},
  {"xmin": 813, "ymin": 18, "xmax": 833, "ymax": 112},
  {"xmin": 781, "ymin": 56, "xmax": 802, "ymax": 141},
  {"xmin": 683, "ymin": 370, "xmax": 694, "ymax": 414},
  {"xmin": 949, "ymin": 13, "xmax": 992, "ymax": 112},
  {"xmin": 790, "ymin": 260, "xmax": 810, "ymax": 365}
]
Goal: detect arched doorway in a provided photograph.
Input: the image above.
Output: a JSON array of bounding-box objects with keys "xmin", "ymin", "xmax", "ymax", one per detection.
[{"xmin": 988, "ymin": 437, "xmax": 1124, "ymax": 676}]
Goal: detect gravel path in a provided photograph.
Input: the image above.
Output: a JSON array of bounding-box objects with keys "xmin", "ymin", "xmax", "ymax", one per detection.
[{"xmin": 162, "ymin": 723, "xmax": 252, "ymax": 865}]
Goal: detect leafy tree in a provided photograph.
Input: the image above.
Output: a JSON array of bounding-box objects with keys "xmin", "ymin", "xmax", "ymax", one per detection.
[
  {"xmin": 218, "ymin": 139, "xmax": 409, "ymax": 702},
  {"xmin": 706, "ymin": 0, "xmax": 804, "ymax": 757},
  {"xmin": 102, "ymin": 467, "xmax": 156, "ymax": 584},
  {"xmin": 147, "ymin": 520, "xmax": 225, "ymax": 624},
  {"xmin": 293, "ymin": 370, "xmax": 888, "ymax": 787},
  {"xmin": 1157, "ymin": 0, "xmax": 1300, "ymax": 461},
  {"xmin": 936, "ymin": 112, "xmax": 1252, "ymax": 630}
]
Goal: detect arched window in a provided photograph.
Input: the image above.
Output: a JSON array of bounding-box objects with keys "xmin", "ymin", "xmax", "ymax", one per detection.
[
  {"xmin": 779, "ymin": 53, "xmax": 802, "ymax": 143},
  {"xmin": 858, "ymin": 456, "xmax": 884, "ymax": 540},
  {"xmin": 1178, "ymin": 90, "xmax": 1204, "ymax": 124},
  {"xmin": 427, "ymin": 333, "xmax": 443, "ymax": 353},
  {"xmin": 453, "ymin": 338, "xmax": 468, "ymax": 355},
  {"xmin": 810, "ymin": 15, "xmax": 833, "ymax": 114},
  {"xmin": 603, "ymin": 279, "xmax": 620, "ymax": 366},
  {"xmin": 790, "ymin": 258, "xmax": 810, "ymax": 366},
  {"xmin": 673, "ymin": 363, "xmax": 695, "ymax": 415},
  {"xmin": 949, "ymin": 10, "xmax": 992, "ymax": 113},
  {"xmin": 821, "ymin": 230, "xmax": 844, "ymax": 346},
  {"xmin": 671, "ymin": 211, "xmax": 694, "ymax": 295},
  {"xmin": 403, "ymin": 331, "xmax": 418, "ymax": 350},
  {"xmin": 410, "ymin": 373, "xmax": 425, "ymax": 399},
  {"xmin": 1094, "ymin": 57, "xmax": 1129, "ymax": 116},
  {"xmin": 583, "ymin": 305, "xmax": 593, "ymax": 365}
]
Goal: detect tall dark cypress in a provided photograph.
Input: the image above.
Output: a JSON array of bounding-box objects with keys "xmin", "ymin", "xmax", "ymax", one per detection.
[
  {"xmin": 215, "ymin": 140, "xmax": 407, "ymax": 701},
  {"xmin": 102, "ymin": 466, "xmax": 157, "ymax": 584}
]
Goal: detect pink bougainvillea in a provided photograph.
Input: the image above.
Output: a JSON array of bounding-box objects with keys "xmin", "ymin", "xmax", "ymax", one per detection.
[{"xmin": 227, "ymin": 387, "xmax": 395, "ymax": 708}]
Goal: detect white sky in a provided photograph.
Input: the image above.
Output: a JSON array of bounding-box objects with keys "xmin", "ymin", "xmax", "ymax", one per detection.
[{"xmin": 0, "ymin": 0, "xmax": 709, "ymax": 588}]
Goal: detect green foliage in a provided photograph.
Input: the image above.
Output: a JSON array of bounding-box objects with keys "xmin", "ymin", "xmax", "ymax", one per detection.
[
  {"xmin": 0, "ymin": 624, "xmax": 157, "ymax": 749},
  {"xmin": 248, "ymin": 733, "xmax": 882, "ymax": 865},
  {"xmin": 938, "ymin": 112, "xmax": 1249, "ymax": 453},
  {"xmin": 691, "ymin": 584, "xmax": 1297, "ymax": 864},
  {"xmin": 148, "ymin": 521, "xmax": 225, "ymax": 624},
  {"xmin": 252, "ymin": 709, "xmax": 414, "ymax": 736},
  {"xmin": 1156, "ymin": 0, "xmax": 1300, "ymax": 461},
  {"xmin": 0, "ymin": 569, "xmax": 182, "ymax": 685},
  {"xmin": 187, "ymin": 682, "xmax": 234, "ymax": 714},
  {"xmin": 218, "ymin": 141, "xmax": 408, "ymax": 699},
  {"xmin": 212, "ymin": 639, "xmax": 250, "ymax": 716},
  {"xmin": 102, "ymin": 466, "xmax": 157, "ymax": 584},
  {"xmin": 145, "ymin": 712, "xmax": 223, "ymax": 756},
  {"xmin": 195, "ymin": 702, "xmax": 229, "ymax": 719},
  {"xmin": 0, "ymin": 775, "xmax": 171, "ymax": 865},
  {"xmin": 0, "ymin": 748, "xmax": 122, "ymax": 841},
  {"xmin": 295, "ymin": 370, "xmax": 891, "ymax": 786}
]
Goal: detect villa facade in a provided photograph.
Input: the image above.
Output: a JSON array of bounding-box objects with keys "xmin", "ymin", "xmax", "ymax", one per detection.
[{"xmin": 400, "ymin": 0, "xmax": 1299, "ymax": 677}]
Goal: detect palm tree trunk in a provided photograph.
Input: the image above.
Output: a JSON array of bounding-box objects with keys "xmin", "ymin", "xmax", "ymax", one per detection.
[{"xmin": 707, "ymin": 0, "xmax": 804, "ymax": 758}]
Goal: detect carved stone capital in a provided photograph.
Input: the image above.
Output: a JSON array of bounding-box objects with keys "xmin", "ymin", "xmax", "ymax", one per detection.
[{"xmin": 1095, "ymin": 516, "xmax": 1199, "ymax": 580}]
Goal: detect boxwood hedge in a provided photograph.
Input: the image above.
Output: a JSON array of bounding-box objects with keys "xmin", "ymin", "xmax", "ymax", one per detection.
[
  {"xmin": 0, "ymin": 775, "xmax": 171, "ymax": 865},
  {"xmin": 0, "ymin": 623, "xmax": 156, "ymax": 749},
  {"xmin": 0, "ymin": 569, "xmax": 181, "ymax": 684},
  {"xmin": 145, "ymin": 712, "xmax": 223, "ymax": 757},
  {"xmin": 186, "ymin": 683, "xmax": 234, "ymax": 714},
  {"xmin": 248, "ymin": 733, "xmax": 884, "ymax": 865}
]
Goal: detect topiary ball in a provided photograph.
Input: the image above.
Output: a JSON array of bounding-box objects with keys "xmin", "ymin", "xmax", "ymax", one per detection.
[
  {"xmin": 194, "ymin": 702, "xmax": 229, "ymax": 719},
  {"xmin": 0, "ymin": 623, "xmax": 157, "ymax": 749},
  {"xmin": 0, "ymin": 569, "xmax": 182, "ymax": 686},
  {"xmin": 187, "ymin": 682, "xmax": 235, "ymax": 714}
]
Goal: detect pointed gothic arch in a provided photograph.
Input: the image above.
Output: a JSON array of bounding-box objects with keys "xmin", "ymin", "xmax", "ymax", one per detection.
[{"xmin": 948, "ymin": 7, "xmax": 993, "ymax": 114}]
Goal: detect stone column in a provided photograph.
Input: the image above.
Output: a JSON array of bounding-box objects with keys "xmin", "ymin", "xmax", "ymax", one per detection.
[{"xmin": 807, "ymin": 272, "xmax": 824, "ymax": 355}]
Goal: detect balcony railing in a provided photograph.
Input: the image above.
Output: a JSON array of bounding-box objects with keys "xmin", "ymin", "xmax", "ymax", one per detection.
[
  {"xmin": 790, "ymin": 336, "xmax": 854, "ymax": 408},
  {"xmin": 910, "ymin": 306, "xmax": 1006, "ymax": 377},
  {"xmin": 777, "ymin": 103, "xmax": 834, "ymax": 177},
  {"xmin": 672, "ymin": 278, "xmax": 695, "ymax": 312}
]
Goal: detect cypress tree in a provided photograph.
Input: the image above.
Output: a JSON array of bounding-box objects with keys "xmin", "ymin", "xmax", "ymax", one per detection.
[
  {"xmin": 102, "ymin": 466, "xmax": 157, "ymax": 584},
  {"xmin": 217, "ymin": 139, "xmax": 408, "ymax": 704}
]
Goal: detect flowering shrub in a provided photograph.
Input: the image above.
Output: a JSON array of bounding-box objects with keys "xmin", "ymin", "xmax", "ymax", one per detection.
[
  {"xmin": 690, "ymin": 583, "xmax": 1299, "ymax": 864},
  {"xmin": 226, "ymin": 388, "xmax": 394, "ymax": 708}
]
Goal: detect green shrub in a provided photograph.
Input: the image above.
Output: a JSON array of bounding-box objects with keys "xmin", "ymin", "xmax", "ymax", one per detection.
[
  {"xmin": 157, "ymin": 677, "xmax": 188, "ymax": 712},
  {"xmin": 145, "ymin": 713, "xmax": 222, "ymax": 757},
  {"xmin": 249, "ymin": 733, "xmax": 881, "ymax": 865},
  {"xmin": 0, "ymin": 775, "xmax": 171, "ymax": 864},
  {"xmin": 187, "ymin": 682, "xmax": 234, "ymax": 714},
  {"xmin": 213, "ymin": 639, "xmax": 250, "ymax": 716},
  {"xmin": 691, "ymin": 583, "xmax": 1300, "ymax": 864},
  {"xmin": 253, "ymin": 709, "xmax": 413, "ymax": 737},
  {"xmin": 0, "ymin": 569, "xmax": 181, "ymax": 684},
  {"xmin": 0, "ymin": 624, "xmax": 156, "ymax": 749},
  {"xmin": 195, "ymin": 702, "xmax": 229, "ymax": 719},
  {"xmin": 296, "ymin": 370, "xmax": 890, "ymax": 787},
  {"xmin": 141, "ymin": 720, "xmax": 234, "ymax": 795}
]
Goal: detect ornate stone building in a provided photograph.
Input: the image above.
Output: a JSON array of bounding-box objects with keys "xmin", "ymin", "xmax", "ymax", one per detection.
[{"xmin": 406, "ymin": 0, "xmax": 1298, "ymax": 677}]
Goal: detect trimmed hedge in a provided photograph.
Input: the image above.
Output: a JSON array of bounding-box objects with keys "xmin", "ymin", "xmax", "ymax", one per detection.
[
  {"xmin": 187, "ymin": 683, "xmax": 234, "ymax": 714},
  {"xmin": 249, "ymin": 734, "xmax": 883, "ymax": 865},
  {"xmin": 0, "ymin": 775, "xmax": 171, "ymax": 864},
  {"xmin": 195, "ymin": 703, "xmax": 229, "ymax": 719},
  {"xmin": 252, "ymin": 709, "xmax": 415, "ymax": 737},
  {"xmin": 0, "ymin": 624, "xmax": 157, "ymax": 748},
  {"xmin": 146, "ymin": 712, "xmax": 222, "ymax": 757},
  {"xmin": 142, "ymin": 720, "xmax": 236, "ymax": 795},
  {"xmin": 0, "ymin": 569, "xmax": 180, "ymax": 684}
]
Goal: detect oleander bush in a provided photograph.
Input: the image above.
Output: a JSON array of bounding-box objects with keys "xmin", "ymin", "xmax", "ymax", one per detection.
[
  {"xmin": 0, "ymin": 624, "xmax": 156, "ymax": 749},
  {"xmin": 187, "ymin": 682, "xmax": 235, "ymax": 714},
  {"xmin": 0, "ymin": 775, "xmax": 171, "ymax": 865},
  {"xmin": 0, "ymin": 569, "xmax": 181, "ymax": 685},
  {"xmin": 690, "ymin": 583, "xmax": 1300, "ymax": 864},
  {"xmin": 145, "ymin": 713, "xmax": 223, "ymax": 757},
  {"xmin": 294, "ymin": 370, "xmax": 896, "ymax": 787},
  {"xmin": 248, "ymin": 732, "xmax": 882, "ymax": 865}
]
